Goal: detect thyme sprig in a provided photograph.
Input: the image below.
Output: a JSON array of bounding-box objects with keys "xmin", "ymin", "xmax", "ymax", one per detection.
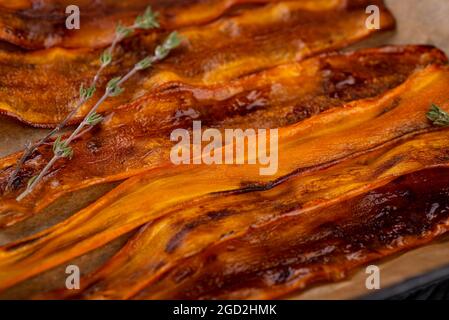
[
  {"xmin": 16, "ymin": 31, "xmax": 182, "ymax": 201},
  {"xmin": 427, "ymin": 104, "xmax": 449, "ymax": 127},
  {"xmin": 6, "ymin": 6, "xmax": 160, "ymax": 192}
]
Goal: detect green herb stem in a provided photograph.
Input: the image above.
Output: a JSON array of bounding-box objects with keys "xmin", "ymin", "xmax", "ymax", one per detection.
[
  {"xmin": 15, "ymin": 31, "xmax": 182, "ymax": 201},
  {"xmin": 7, "ymin": 6, "xmax": 160, "ymax": 192}
]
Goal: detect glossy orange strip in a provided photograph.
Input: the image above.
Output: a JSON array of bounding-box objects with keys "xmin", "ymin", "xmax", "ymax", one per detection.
[
  {"xmin": 0, "ymin": 45, "xmax": 443, "ymax": 226},
  {"xmin": 0, "ymin": 65, "xmax": 448, "ymax": 292},
  {"xmin": 41, "ymin": 129, "xmax": 449, "ymax": 299},
  {"xmin": 0, "ymin": 0, "xmax": 280, "ymax": 49},
  {"xmin": 0, "ymin": 0, "xmax": 395, "ymax": 127},
  {"xmin": 134, "ymin": 166, "xmax": 449, "ymax": 299}
]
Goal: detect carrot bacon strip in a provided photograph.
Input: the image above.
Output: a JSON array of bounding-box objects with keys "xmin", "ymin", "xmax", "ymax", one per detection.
[
  {"xmin": 0, "ymin": 45, "xmax": 444, "ymax": 226},
  {"xmin": 134, "ymin": 166, "xmax": 449, "ymax": 299},
  {"xmin": 0, "ymin": 0, "xmax": 394, "ymax": 127},
  {"xmin": 42, "ymin": 130, "xmax": 449, "ymax": 299},
  {"xmin": 1, "ymin": 65, "xmax": 449, "ymax": 292},
  {"xmin": 0, "ymin": 0, "xmax": 279, "ymax": 49}
]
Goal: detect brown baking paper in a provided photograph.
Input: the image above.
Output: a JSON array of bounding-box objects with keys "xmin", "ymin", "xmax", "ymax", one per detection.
[{"xmin": 0, "ymin": 0, "xmax": 449, "ymax": 299}]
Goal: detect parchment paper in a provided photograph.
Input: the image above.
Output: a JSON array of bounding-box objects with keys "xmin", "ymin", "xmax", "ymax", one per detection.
[{"xmin": 0, "ymin": 0, "xmax": 449, "ymax": 299}]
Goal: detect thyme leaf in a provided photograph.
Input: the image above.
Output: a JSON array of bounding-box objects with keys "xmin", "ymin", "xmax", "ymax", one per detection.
[{"xmin": 427, "ymin": 104, "xmax": 449, "ymax": 127}]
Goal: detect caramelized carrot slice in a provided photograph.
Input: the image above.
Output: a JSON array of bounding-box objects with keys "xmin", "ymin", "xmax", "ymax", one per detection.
[
  {"xmin": 134, "ymin": 166, "xmax": 449, "ymax": 299},
  {"xmin": 0, "ymin": 0, "xmax": 280, "ymax": 49},
  {"xmin": 0, "ymin": 0, "xmax": 395, "ymax": 127},
  {"xmin": 41, "ymin": 130, "xmax": 449, "ymax": 299},
  {"xmin": 1, "ymin": 65, "xmax": 449, "ymax": 292},
  {"xmin": 0, "ymin": 45, "xmax": 443, "ymax": 226}
]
